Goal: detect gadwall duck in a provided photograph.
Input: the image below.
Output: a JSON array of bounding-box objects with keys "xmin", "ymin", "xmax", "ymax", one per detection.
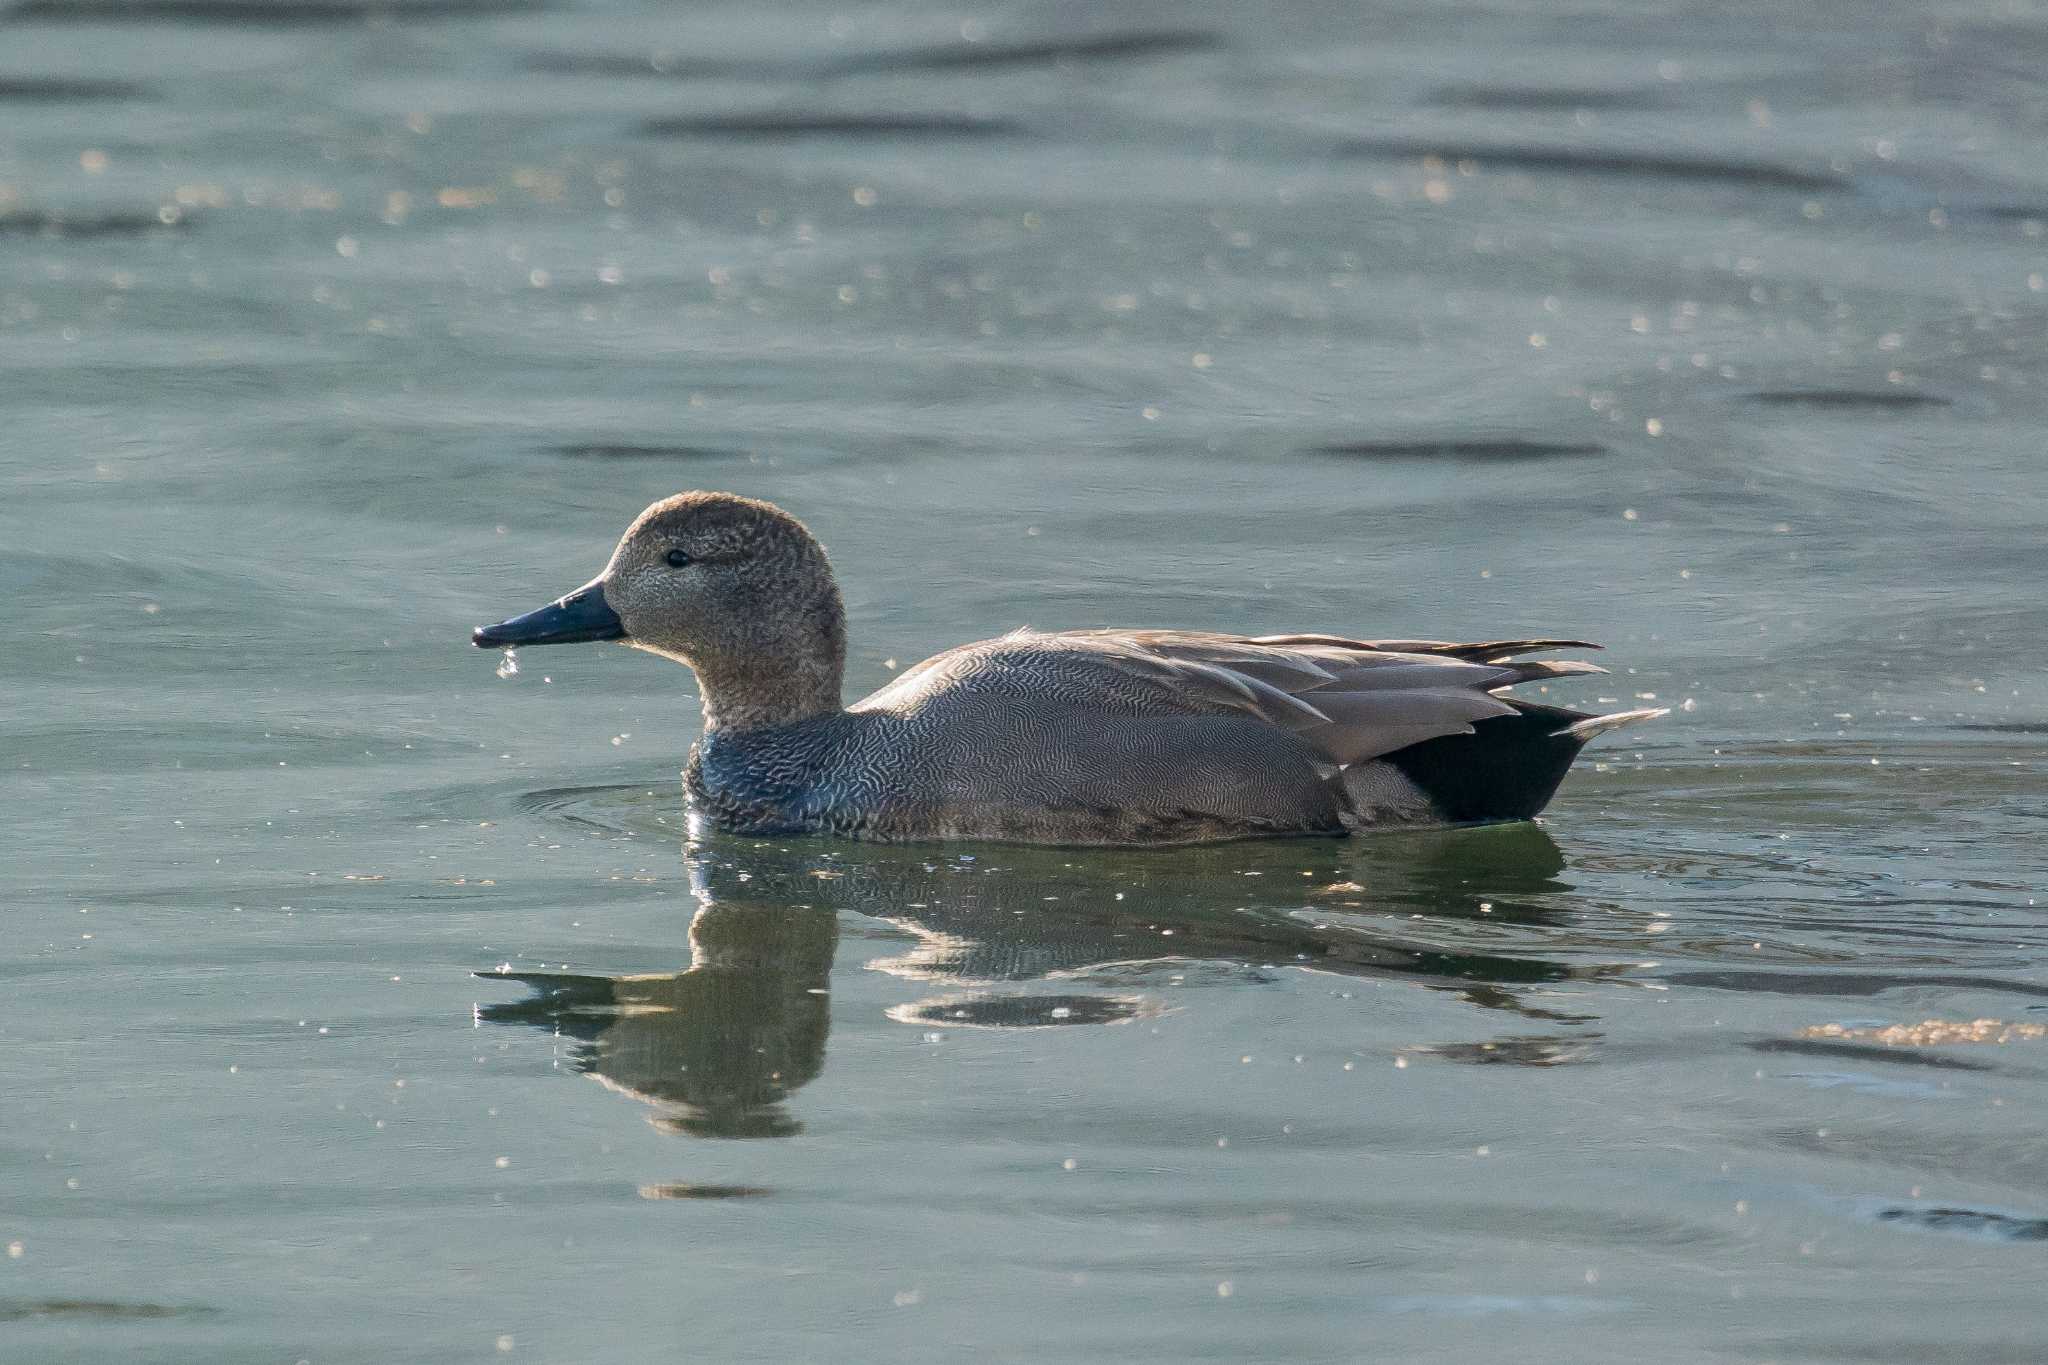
[{"xmin": 474, "ymin": 491, "xmax": 1663, "ymax": 846}]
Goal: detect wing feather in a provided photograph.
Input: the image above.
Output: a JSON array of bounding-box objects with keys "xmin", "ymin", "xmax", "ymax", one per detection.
[{"xmin": 856, "ymin": 627, "xmax": 1611, "ymax": 767}]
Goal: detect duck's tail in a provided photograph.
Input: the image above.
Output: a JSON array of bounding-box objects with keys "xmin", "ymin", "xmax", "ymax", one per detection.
[
  {"xmin": 1373, "ymin": 700, "xmax": 1666, "ymax": 824},
  {"xmin": 1551, "ymin": 706, "xmax": 1669, "ymax": 743}
]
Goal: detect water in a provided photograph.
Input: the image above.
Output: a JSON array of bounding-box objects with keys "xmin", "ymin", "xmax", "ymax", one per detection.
[{"xmin": 5, "ymin": 1, "xmax": 2047, "ymax": 1359}]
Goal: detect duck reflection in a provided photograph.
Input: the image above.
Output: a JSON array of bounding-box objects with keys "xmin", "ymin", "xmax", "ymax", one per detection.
[
  {"xmin": 479, "ymin": 812, "xmax": 1623, "ymax": 1139},
  {"xmin": 825, "ymin": 821, "xmax": 1595, "ymax": 1017},
  {"xmin": 477, "ymin": 892, "xmax": 833, "ymax": 1139}
]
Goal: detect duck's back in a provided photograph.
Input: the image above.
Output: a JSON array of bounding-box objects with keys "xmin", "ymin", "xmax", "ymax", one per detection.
[{"xmin": 689, "ymin": 628, "xmax": 1628, "ymax": 845}]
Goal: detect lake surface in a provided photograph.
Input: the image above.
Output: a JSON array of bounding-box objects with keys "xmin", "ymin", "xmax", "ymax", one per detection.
[{"xmin": 5, "ymin": 0, "xmax": 2047, "ymax": 1360}]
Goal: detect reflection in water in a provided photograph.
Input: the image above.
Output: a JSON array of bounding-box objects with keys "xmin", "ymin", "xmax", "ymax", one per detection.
[
  {"xmin": 887, "ymin": 992, "xmax": 1155, "ymax": 1030},
  {"xmin": 1403, "ymin": 1034, "xmax": 1602, "ymax": 1066},
  {"xmin": 480, "ymin": 797, "xmax": 1641, "ymax": 1138},
  {"xmin": 828, "ymin": 822, "xmax": 1613, "ymax": 1029},
  {"xmin": 637, "ymin": 1183, "xmax": 775, "ymax": 1201},
  {"xmin": 477, "ymin": 893, "xmax": 834, "ymax": 1139}
]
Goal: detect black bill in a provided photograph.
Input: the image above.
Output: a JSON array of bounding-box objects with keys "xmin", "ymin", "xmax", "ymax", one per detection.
[{"xmin": 472, "ymin": 579, "xmax": 626, "ymax": 648}]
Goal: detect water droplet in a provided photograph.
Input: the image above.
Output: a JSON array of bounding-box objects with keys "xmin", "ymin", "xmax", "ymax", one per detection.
[{"xmin": 495, "ymin": 650, "xmax": 519, "ymax": 680}]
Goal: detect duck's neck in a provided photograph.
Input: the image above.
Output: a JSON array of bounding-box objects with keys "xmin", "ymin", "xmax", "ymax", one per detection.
[{"xmin": 691, "ymin": 595, "xmax": 847, "ymax": 735}]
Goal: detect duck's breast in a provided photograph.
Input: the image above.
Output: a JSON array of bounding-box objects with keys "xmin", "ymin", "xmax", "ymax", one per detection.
[{"xmin": 707, "ymin": 695, "xmax": 1348, "ymax": 844}]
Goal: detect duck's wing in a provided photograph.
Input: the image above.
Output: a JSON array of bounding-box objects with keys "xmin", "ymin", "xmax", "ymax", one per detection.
[
  {"xmin": 858, "ymin": 628, "xmax": 1614, "ymax": 767},
  {"xmin": 1070, "ymin": 629, "xmax": 1614, "ymax": 764},
  {"xmin": 1252, "ymin": 634, "xmax": 1599, "ymax": 664}
]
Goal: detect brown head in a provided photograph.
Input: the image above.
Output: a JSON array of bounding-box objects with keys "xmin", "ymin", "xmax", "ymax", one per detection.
[{"xmin": 474, "ymin": 492, "xmax": 847, "ymax": 732}]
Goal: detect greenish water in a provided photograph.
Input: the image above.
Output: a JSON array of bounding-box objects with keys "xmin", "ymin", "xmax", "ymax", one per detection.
[{"xmin": 4, "ymin": 1, "xmax": 2047, "ymax": 1360}]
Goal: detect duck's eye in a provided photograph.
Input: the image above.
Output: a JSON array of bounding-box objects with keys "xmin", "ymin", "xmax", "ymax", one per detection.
[{"xmin": 664, "ymin": 548, "xmax": 692, "ymax": 568}]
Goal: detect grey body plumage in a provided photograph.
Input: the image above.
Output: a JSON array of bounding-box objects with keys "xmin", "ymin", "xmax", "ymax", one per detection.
[{"xmin": 475, "ymin": 492, "xmax": 1665, "ymax": 846}]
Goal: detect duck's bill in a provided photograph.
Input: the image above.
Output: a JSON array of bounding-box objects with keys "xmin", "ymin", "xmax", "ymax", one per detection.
[{"xmin": 472, "ymin": 580, "xmax": 626, "ymax": 648}]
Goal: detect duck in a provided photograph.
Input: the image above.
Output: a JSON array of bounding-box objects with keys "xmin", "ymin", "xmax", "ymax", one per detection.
[{"xmin": 473, "ymin": 491, "xmax": 1664, "ymax": 846}]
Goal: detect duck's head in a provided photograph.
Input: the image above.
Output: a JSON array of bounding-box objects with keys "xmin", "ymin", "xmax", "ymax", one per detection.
[{"xmin": 473, "ymin": 491, "xmax": 847, "ymax": 729}]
